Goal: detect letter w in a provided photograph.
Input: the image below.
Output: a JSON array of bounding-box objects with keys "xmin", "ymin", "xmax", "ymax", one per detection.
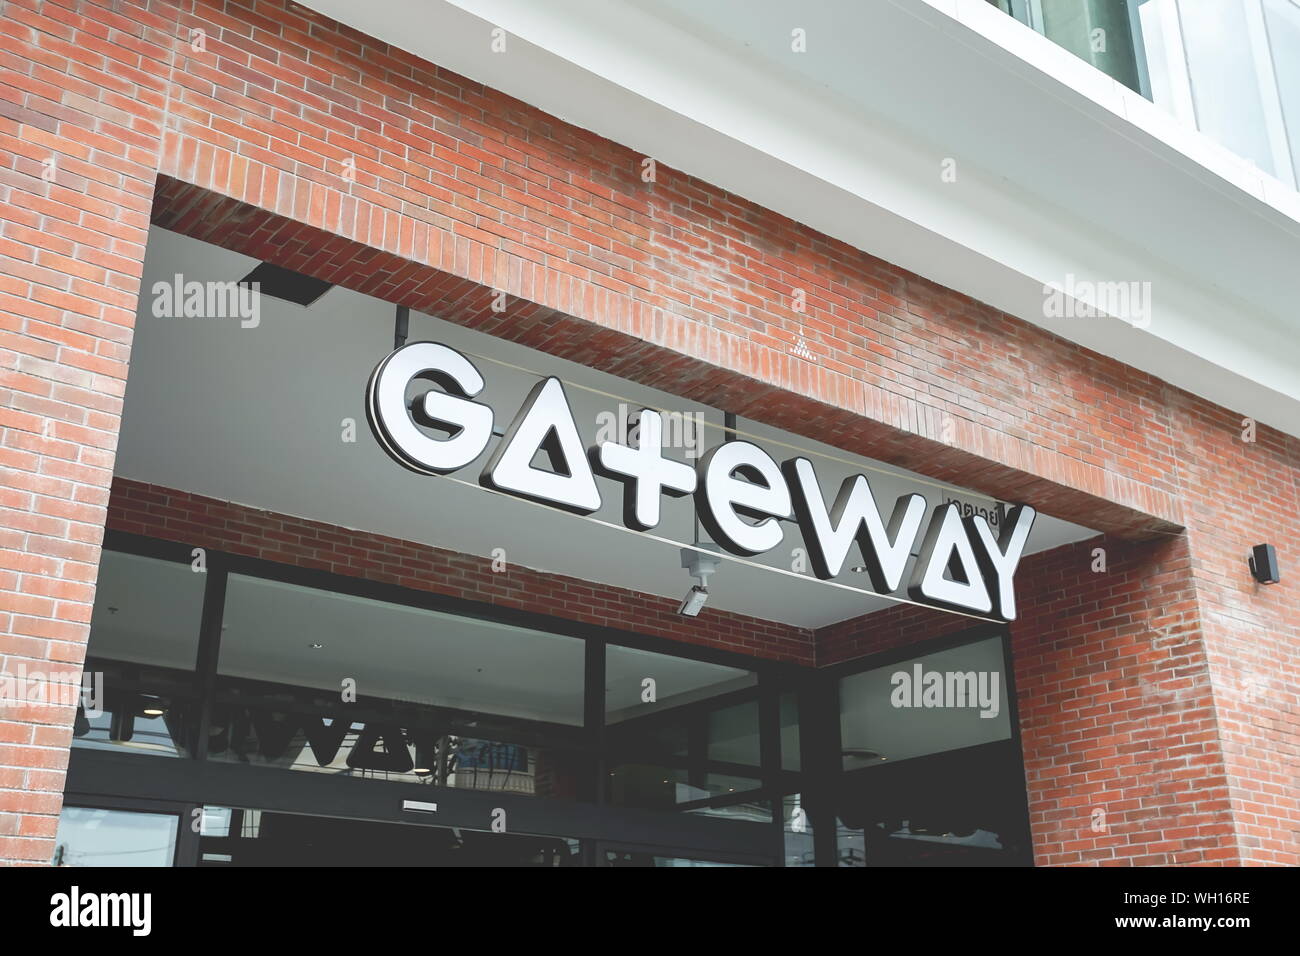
[{"xmin": 783, "ymin": 457, "xmax": 926, "ymax": 590}]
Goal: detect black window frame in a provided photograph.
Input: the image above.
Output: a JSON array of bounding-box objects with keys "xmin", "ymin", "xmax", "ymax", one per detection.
[
  {"xmin": 809, "ymin": 626, "xmax": 1034, "ymax": 867},
  {"xmin": 68, "ymin": 531, "xmax": 1031, "ymax": 867},
  {"xmin": 68, "ymin": 530, "xmax": 813, "ymax": 866},
  {"xmin": 51, "ymin": 795, "xmax": 196, "ymax": 868}
]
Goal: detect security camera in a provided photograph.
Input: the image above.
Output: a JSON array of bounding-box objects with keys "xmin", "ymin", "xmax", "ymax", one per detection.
[
  {"xmin": 678, "ymin": 584, "xmax": 709, "ymax": 617},
  {"xmin": 677, "ymin": 546, "xmax": 721, "ymax": 617}
]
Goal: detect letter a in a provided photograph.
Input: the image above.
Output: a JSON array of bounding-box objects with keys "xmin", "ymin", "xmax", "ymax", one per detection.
[
  {"xmin": 907, "ymin": 503, "xmax": 993, "ymax": 614},
  {"xmin": 480, "ymin": 377, "xmax": 601, "ymax": 514}
]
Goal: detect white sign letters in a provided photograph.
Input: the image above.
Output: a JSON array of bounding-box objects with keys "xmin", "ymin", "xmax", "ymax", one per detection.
[{"xmin": 366, "ymin": 343, "xmax": 1037, "ymax": 621}]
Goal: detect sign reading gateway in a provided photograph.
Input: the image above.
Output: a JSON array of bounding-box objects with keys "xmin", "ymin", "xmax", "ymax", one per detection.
[{"xmin": 366, "ymin": 343, "xmax": 1037, "ymax": 621}]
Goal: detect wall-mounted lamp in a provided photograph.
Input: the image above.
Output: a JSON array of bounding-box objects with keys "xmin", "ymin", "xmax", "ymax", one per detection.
[{"xmin": 1248, "ymin": 544, "xmax": 1280, "ymax": 585}]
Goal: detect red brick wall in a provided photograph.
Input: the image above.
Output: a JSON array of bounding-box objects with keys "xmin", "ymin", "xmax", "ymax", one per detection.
[
  {"xmin": 821, "ymin": 534, "xmax": 1247, "ymax": 866},
  {"xmin": 104, "ymin": 478, "xmax": 814, "ymax": 664},
  {"xmin": 144, "ymin": 0, "xmax": 1186, "ymax": 538},
  {"xmin": 1164, "ymin": 395, "xmax": 1300, "ymax": 865},
  {"xmin": 0, "ymin": 0, "xmax": 1295, "ymax": 866},
  {"xmin": 0, "ymin": 0, "xmax": 170, "ymax": 864}
]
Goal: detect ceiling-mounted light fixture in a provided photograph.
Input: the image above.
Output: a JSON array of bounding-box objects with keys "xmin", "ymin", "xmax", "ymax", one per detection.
[
  {"xmin": 409, "ymin": 734, "xmax": 440, "ymax": 777},
  {"xmin": 237, "ymin": 261, "xmax": 333, "ymax": 306}
]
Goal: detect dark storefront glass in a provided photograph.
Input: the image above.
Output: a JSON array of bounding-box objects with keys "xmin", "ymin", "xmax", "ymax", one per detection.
[
  {"xmin": 70, "ymin": 545, "xmax": 1034, "ymax": 866},
  {"xmin": 207, "ymin": 574, "xmax": 589, "ymax": 800},
  {"xmin": 839, "ymin": 635, "xmax": 1011, "ymax": 770},
  {"xmin": 197, "ymin": 806, "xmax": 582, "ymax": 866},
  {"xmin": 781, "ymin": 794, "xmax": 816, "ymax": 867},
  {"xmin": 833, "ymin": 742, "xmax": 1033, "ymax": 866},
  {"xmin": 603, "ymin": 643, "xmax": 762, "ymax": 810},
  {"xmin": 779, "ymin": 691, "xmax": 801, "ymax": 772},
  {"xmin": 834, "ymin": 636, "xmax": 1030, "ymax": 866},
  {"xmin": 602, "ymin": 849, "xmax": 754, "ymax": 867},
  {"xmin": 74, "ymin": 551, "xmax": 206, "ymax": 758}
]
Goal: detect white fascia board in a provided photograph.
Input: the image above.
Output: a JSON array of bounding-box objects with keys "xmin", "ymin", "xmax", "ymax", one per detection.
[
  {"xmin": 938, "ymin": 0, "xmax": 1292, "ymax": 212},
  {"xmin": 300, "ymin": 0, "xmax": 1300, "ymax": 439}
]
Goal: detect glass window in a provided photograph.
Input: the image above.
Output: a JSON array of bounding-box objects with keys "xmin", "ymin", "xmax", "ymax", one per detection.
[
  {"xmin": 75, "ymin": 550, "xmax": 206, "ymax": 757},
  {"xmin": 839, "ymin": 635, "xmax": 1011, "ymax": 770},
  {"xmin": 1036, "ymin": 0, "xmax": 1143, "ymax": 91},
  {"xmin": 986, "ymin": 1, "xmax": 1144, "ymax": 91},
  {"xmin": 685, "ymin": 797, "xmax": 772, "ymax": 824},
  {"xmin": 52, "ymin": 806, "xmax": 178, "ymax": 867},
  {"xmin": 835, "ymin": 635, "xmax": 1030, "ymax": 867},
  {"xmin": 834, "ymin": 741, "xmax": 1033, "ymax": 866},
  {"xmin": 602, "ymin": 849, "xmax": 755, "ymax": 867},
  {"xmin": 1265, "ymin": 0, "xmax": 1300, "ymax": 175},
  {"xmin": 197, "ymin": 806, "xmax": 582, "ymax": 866},
  {"xmin": 207, "ymin": 575, "xmax": 589, "ymax": 799},
  {"xmin": 604, "ymin": 644, "xmax": 761, "ymax": 810},
  {"xmin": 779, "ymin": 691, "xmax": 801, "ymax": 772},
  {"xmin": 1179, "ymin": 0, "xmax": 1279, "ymax": 177},
  {"xmin": 782, "ymin": 793, "xmax": 815, "ymax": 867},
  {"xmin": 707, "ymin": 700, "xmax": 761, "ymax": 764}
]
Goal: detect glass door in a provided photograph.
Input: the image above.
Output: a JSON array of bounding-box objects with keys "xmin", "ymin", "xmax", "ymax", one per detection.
[{"xmin": 52, "ymin": 796, "xmax": 195, "ymax": 867}]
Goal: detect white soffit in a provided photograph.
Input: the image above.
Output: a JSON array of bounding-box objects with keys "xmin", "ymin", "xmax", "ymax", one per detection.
[{"xmin": 298, "ymin": 0, "xmax": 1300, "ymax": 439}]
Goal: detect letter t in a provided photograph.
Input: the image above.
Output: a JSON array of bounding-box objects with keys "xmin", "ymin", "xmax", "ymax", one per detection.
[{"xmin": 593, "ymin": 408, "xmax": 698, "ymax": 530}]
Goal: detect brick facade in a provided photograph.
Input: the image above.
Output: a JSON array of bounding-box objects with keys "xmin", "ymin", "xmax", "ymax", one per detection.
[
  {"xmin": 105, "ymin": 478, "xmax": 814, "ymax": 664},
  {"xmin": 823, "ymin": 535, "xmax": 1245, "ymax": 865},
  {"xmin": 1, "ymin": 0, "xmax": 1296, "ymax": 865},
  {"xmin": 104, "ymin": 482, "xmax": 1252, "ymax": 866}
]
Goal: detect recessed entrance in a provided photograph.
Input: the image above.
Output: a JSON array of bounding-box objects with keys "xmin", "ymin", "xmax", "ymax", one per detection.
[{"xmin": 55, "ymin": 226, "xmax": 1082, "ymax": 866}]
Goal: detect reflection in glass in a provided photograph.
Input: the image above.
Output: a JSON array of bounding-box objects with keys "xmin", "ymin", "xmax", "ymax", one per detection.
[
  {"xmin": 1265, "ymin": 0, "xmax": 1300, "ymax": 172},
  {"xmin": 1178, "ymin": 0, "xmax": 1278, "ymax": 176},
  {"xmin": 198, "ymin": 807, "xmax": 582, "ymax": 866},
  {"xmin": 686, "ymin": 797, "xmax": 772, "ymax": 825},
  {"xmin": 782, "ymin": 794, "xmax": 816, "ymax": 867},
  {"xmin": 208, "ymin": 575, "xmax": 589, "ymax": 799},
  {"xmin": 604, "ymin": 644, "xmax": 761, "ymax": 810},
  {"xmin": 1036, "ymin": 0, "xmax": 1142, "ymax": 90},
  {"xmin": 839, "ymin": 635, "xmax": 1010, "ymax": 770},
  {"xmin": 603, "ymin": 849, "xmax": 753, "ymax": 867},
  {"xmin": 780, "ymin": 691, "xmax": 801, "ymax": 771},
  {"xmin": 75, "ymin": 551, "xmax": 205, "ymax": 758},
  {"xmin": 73, "ymin": 680, "xmax": 194, "ymax": 758},
  {"xmin": 835, "ymin": 740, "xmax": 1031, "ymax": 866},
  {"xmin": 988, "ymin": 0, "xmax": 1300, "ymax": 186},
  {"xmin": 52, "ymin": 807, "xmax": 177, "ymax": 867},
  {"xmin": 708, "ymin": 700, "xmax": 761, "ymax": 764}
]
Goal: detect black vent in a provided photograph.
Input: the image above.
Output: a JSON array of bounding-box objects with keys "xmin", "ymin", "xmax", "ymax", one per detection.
[{"xmin": 238, "ymin": 262, "xmax": 333, "ymax": 306}]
